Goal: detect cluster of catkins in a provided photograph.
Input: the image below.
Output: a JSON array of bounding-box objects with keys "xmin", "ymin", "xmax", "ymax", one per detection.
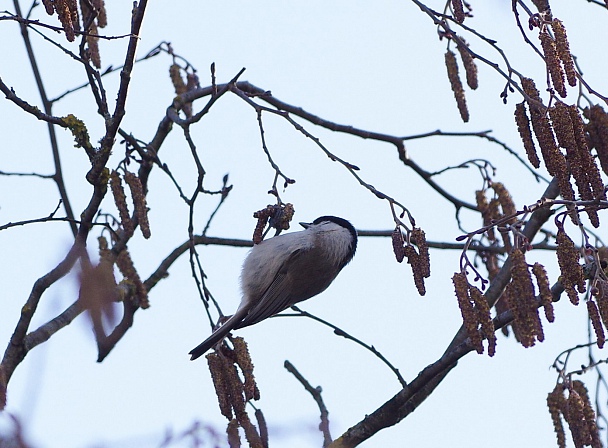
[{"xmin": 41, "ymin": 0, "xmax": 106, "ymax": 67}]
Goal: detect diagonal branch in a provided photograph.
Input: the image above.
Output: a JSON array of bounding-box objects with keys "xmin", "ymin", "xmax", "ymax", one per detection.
[
  {"xmin": 329, "ymin": 177, "xmax": 561, "ymax": 447},
  {"xmin": 89, "ymin": 1, "xmax": 148, "ymax": 183},
  {"xmin": 235, "ymin": 81, "xmax": 478, "ymax": 211}
]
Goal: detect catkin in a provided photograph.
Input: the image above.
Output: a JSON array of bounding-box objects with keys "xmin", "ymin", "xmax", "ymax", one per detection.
[
  {"xmin": 445, "ymin": 50, "xmax": 469, "ymax": 123},
  {"xmin": 556, "ymin": 227, "xmax": 586, "ymax": 305},
  {"xmin": 539, "ymin": 30, "xmax": 566, "ymax": 98},
  {"xmin": 451, "ymin": 0, "xmax": 465, "ymax": 23},
  {"xmin": 587, "ymin": 300, "xmax": 605, "ymax": 348},
  {"xmin": 452, "ymin": 272, "xmax": 483, "ymax": 354},
  {"xmin": 456, "ymin": 40, "xmax": 478, "ymax": 90},
  {"xmin": 547, "ymin": 384, "xmax": 567, "ymax": 448},
  {"xmin": 584, "ymin": 105, "xmax": 608, "ymax": 176},
  {"xmin": 532, "ymin": 263, "xmax": 554, "ymax": 322},
  {"xmin": 514, "ymin": 102, "xmax": 540, "ymax": 168},
  {"xmin": 552, "ymin": 19, "xmax": 576, "ymax": 87}
]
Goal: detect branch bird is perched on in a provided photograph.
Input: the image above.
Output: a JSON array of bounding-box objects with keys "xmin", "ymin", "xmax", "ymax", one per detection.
[{"xmin": 189, "ymin": 216, "xmax": 357, "ymax": 360}]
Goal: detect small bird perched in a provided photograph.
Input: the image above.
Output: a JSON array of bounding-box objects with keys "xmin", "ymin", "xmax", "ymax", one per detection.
[{"xmin": 189, "ymin": 216, "xmax": 357, "ymax": 360}]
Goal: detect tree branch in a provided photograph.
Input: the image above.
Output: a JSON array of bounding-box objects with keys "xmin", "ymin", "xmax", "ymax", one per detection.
[
  {"xmin": 12, "ymin": 0, "xmax": 78, "ymax": 236},
  {"xmin": 284, "ymin": 360, "xmax": 333, "ymax": 448},
  {"xmin": 329, "ymin": 177, "xmax": 561, "ymax": 447}
]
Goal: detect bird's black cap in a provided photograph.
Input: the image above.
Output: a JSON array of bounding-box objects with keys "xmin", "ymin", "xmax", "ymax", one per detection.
[{"xmin": 310, "ymin": 216, "xmax": 357, "ymax": 263}]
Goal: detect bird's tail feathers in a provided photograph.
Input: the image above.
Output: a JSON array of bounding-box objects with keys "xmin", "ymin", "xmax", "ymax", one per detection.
[{"xmin": 189, "ymin": 307, "xmax": 249, "ymax": 360}]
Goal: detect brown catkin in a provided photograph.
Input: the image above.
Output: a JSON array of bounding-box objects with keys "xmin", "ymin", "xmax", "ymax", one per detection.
[
  {"xmin": 451, "ymin": 0, "xmax": 465, "ymax": 23},
  {"xmin": 456, "ymin": 40, "xmax": 478, "ymax": 90},
  {"xmin": 568, "ymin": 105, "xmax": 605, "ymax": 200},
  {"xmin": 88, "ymin": 26, "xmax": 101, "ymax": 68},
  {"xmin": 252, "ymin": 204, "xmax": 295, "ymax": 245},
  {"xmin": 252, "ymin": 213, "xmax": 269, "ymax": 245},
  {"xmin": 552, "ymin": 19, "xmax": 576, "ymax": 87},
  {"xmin": 568, "ymin": 105, "xmax": 603, "ymax": 227},
  {"xmin": 532, "ymin": 263, "xmax": 555, "ymax": 322},
  {"xmin": 232, "ymin": 337, "xmax": 260, "ymax": 401},
  {"xmin": 492, "ymin": 182, "xmax": 516, "ymax": 253},
  {"xmin": 595, "ymin": 279, "xmax": 608, "ymax": 329},
  {"xmin": 207, "ymin": 353, "xmax": 233, "ymax": 420},
  {"xmin": 556, "ymin": 227, "xmax": 586, "ymax": 305},
  {"xmin": 55, "ymin": 0, "xmax": 76, "ymax": 42},
  {"xmin": 584, "ymin": 105, "xmax": 608, "ymax": 176},
  {"xmin": 391, "ymin": 229, "xmax": 406, "ymax": 263},
  {"xmin": 68, "ymin": 0, "xmax": 79, "ymax": 32},
  {"xmin": 404, "ymin": 245, "xmax": 426, "ymax": 296},
  {"xmin": 87, "ymin": 31, "xmax": 101, "ymax": 68},
  {"xmin": 532, "ymin": 0, "xmax": 551, "ymax": 12},
  {"xmin": 510, "ymin": 249, "xmax": 544, "ymax": 346},
  {"xmin": 521, "ymin": 79, "xmax": 574, "ymax": 201},
  {"xmin": 277, "ymin": 203, "xmax": 295, "ymax": 230},
  {"xmin": 109, "ymin": 170, "xmax": 134, "ymax": 236},
  {"xmin": 116, "ymin": 247, "xmax": 149, "ymax": 309},
  {"xmin": 475, "ymin": 190, "xmax": 498, "ymax": 241},
  {"xmin": 508, "ymin": 301, "xmax": 535, "ymax": 349},
  {"xmin": 124, "ymin": 171, "xmax": 151, "ymax": 239},
  {"xmin": 515, "ymin": 102, "xmax": 540, "ymax": 168},
  {"xmin": 92, "ymin": 0, "xmax": 107, "ymax": 28},
  {"xmin": 236, "ymin": 411, "xmax": 264, "ymax": 448},
  {"xmin": 567, "ymin": 389, "xmax": 591, "ymax": 447},
  {"xmin": 170, "ymin": 64, "xmax": 187, "ymax": 95},
  {"xmin": 550, "ymin": 102, "xmax": 578, "ymax": 155},
  {"xmin": 81, "ymin": 0, "xmax": 101, "ymax": 68},
  {"xmin": 587, "ymin": 300, "xmax": 605, "ymax": 348},
  {"xmin": 492, "ymin": 182, "xmax": 517, "ymax": 224},
  {"xmin": 470, "ymin": 286, "xmax": 496, "ymax": 356},
  {"xmin": 42, "ymin": 0, "xmax": 54, "ymax": 15},
  {"xmin": 227, "ymin": 419, "xmax": 241, "ymax": 447},
  {"xmin": 539, "ymin": 30, "xmax": 566, "ymax": 98},
  {"xmin": 445, "ymin": 50, "xmax": 469, "ymax": 123},
  {"xmin": 410, "ymin": 227, "xmax": 430, "ymax": 278},
  {"xmin": 452, "ymin": 272, "xmax": 483, "ymax": 353},
  {"xmin": 221, "ymin": 357, "xmax": 246, "ymax": 418},
  {"xmin": 572, "ymin": 381, "xmax": 602, "ymax": 448},
  {"xmin": 96, "ymin": 236, "xmax": 116, "ymax": 292},
  {"xmin": 547, "ymin": 384, "xmax": 567, "ymax": 448},
  {"xmin": 550, "ymin": 103, "xmax": 594, "ymax": 225}
]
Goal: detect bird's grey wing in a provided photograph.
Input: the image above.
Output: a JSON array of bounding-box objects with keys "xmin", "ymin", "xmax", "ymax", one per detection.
[{"xmin": 236, "ymin": 249, "xmax": 304, "ymax": 329}]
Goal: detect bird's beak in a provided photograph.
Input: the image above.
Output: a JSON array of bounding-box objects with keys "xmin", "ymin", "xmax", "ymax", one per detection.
[{"xmin": 299, "ymin": 221, "xmax": 311, "ymax": 229}]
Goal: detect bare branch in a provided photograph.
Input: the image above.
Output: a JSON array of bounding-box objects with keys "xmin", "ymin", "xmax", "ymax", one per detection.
[{"xmin": 284, "ymin": 360, "xmax": 333, "ymax": 447}]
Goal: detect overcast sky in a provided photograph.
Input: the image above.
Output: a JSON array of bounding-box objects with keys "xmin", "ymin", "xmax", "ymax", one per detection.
[{"xmin": 1, "ymin": 1, "xmax": 608, "ymax": 447}]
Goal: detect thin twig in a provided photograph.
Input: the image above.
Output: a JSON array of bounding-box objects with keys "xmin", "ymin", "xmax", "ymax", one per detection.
[
  {"xmin": 285, "ymin": 306, "xmax": 407, "ymax": 389},
  {"xmin": 11, "ymin": 0, "xmax": 77, "ymax": 235},
  {"xmin": 0, "ymin": 11, "xmax": 134, "ymax": 40},
  {"xmin": 284, "ymin": 360, "xmax": 333, "ymax": 447}
]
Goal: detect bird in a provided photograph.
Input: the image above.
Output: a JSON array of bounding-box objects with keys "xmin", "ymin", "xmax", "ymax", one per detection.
[{"xmin": 189, "ymin": 215, "xmax": 357, "ymax": 360}]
